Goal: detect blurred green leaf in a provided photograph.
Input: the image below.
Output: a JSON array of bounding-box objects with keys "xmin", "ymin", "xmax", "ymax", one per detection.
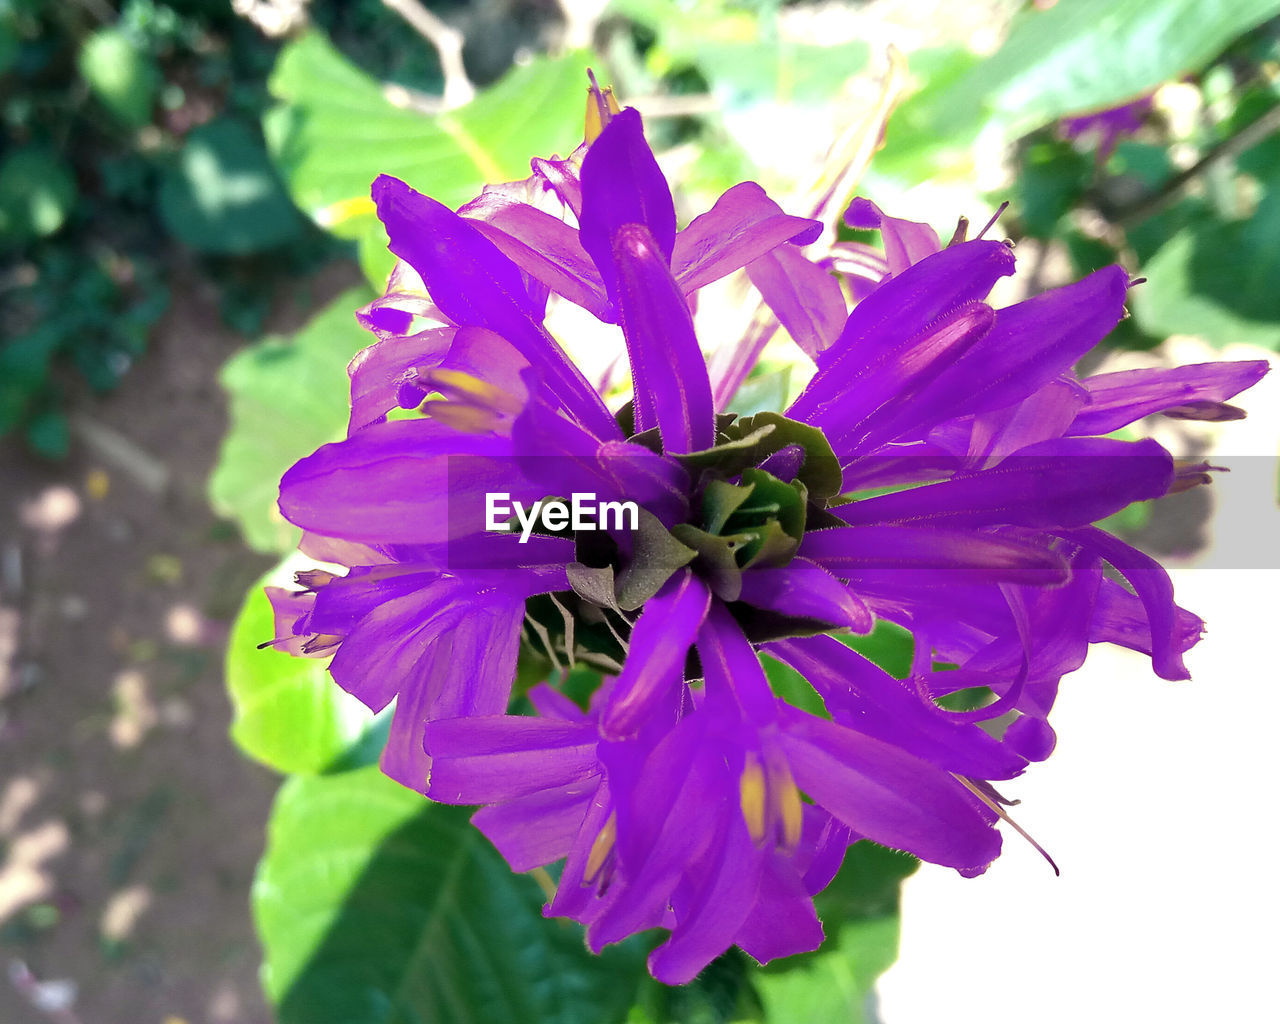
[
  {"xmin": 882, "ymin": 0, "xmax": 1280, "ymax": 179},
  {"xmin": 1012, "ymin": 137, "xmax": 1091, "ymax": 238},
  {"xmin": 24, "ymin": 408, "xmax": 68, "ymax": 458},
  {"xmin": 263, "ymin": 31, "xmax": 590, "ymax": 287},
  {"xmin": 78, "ymin": 26, "xmax": 160, "ymax": 128},
  {"xmin": 256, "ymin": 766, "xmax": 649, "ymax": 1024},
  {"xmin": 977, "ymin": 0, "xmax": 1280, "ymax": 136},
  {"xmin": 208, "ymin": 285, "xmax": 374, "ymax": 553},
  {"xmin": 0, "ymin": 146, "xmax": 77, "ymax": 242},
  {"xmin": 226, "ymin": 560, "xmax": 376, "ymax": 775},
  {"xmin": 159, "ymin": 117, "xmax": 305, "ymax": 254}
]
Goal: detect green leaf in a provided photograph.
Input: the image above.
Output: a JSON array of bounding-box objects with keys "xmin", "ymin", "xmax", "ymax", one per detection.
[
  {"xmin": 1131, "ymin": 194, "xmax": 1280, "ymax": 349},
  {"xmin": 78, "ymin": 27, "xmax": 160, "ymax": 128},
  {"xmin": 226, "ymin": 557, "xmax": 375, "ymax": 775},
  {"xmin": 0, "ymin": 146, "xmax": 77, "ymax": 242},
  {"xmin": 159, "ymin": 117, "xmax": 305, "ymax": 254},
  {"xmin": 976, "ymin": 0, "xmax": 1280, "ymax": 137},
  {"xmin": 878, "ymin": 0, "xmax": 1280, "ymax": 181},
  {"xmin": 840, "ymin": 620, "xmax": 914, "ymax": 679},
  {"xmin": 208, "ymin": 285, "xmax": 375, "ymax": 553},
  {"xmin": 263, "ymin": 31, "xmax": 591, "ymax": 287},
  {"xmin": 255, "ymin": 766, "xmax": 649, "ymax": 1024}
]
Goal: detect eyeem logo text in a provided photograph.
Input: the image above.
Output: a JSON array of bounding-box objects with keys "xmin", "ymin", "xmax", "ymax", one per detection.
[{"xmin": 486, "ymin": 492, "xmax": 640, "ymax": 544}]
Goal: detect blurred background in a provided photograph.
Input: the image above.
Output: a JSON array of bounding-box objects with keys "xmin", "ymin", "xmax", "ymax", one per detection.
[{"xmin": 2, "ymin": 1, "xmax": 1279, "ymax": 1022}]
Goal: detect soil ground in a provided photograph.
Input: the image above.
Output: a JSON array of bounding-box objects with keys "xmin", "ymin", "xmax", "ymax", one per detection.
[{"xmin": 0, "ymin": 260, "xmax": 361, "ymax": 1024}]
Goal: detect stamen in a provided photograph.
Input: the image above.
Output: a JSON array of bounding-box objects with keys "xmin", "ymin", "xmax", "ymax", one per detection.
[
  {"xmin": 584, "ymin": 813, "xmax": 617, "ymax": 882},
  {"xmin": 584, "ymin": 70, "xmax": 621, "ymax": 143},
  {"xmin": 419, "ymin": 401, "xmax": 502, "ymax": 434},
  {"xmin": 739, "ymin": 754, "xmax": 768, "ymax": 843},
  {"xmin": 954, "ymin": 775, "xmax": 1060, "ymax": 876},
  {"xmin": 975, "ymin": 201, "xmax": 1010, "ymax": 240}
]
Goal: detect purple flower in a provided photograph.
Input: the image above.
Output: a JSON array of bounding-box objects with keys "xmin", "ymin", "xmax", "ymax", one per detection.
[
  {"xmin": 270, "ymin": 88, "xmax": 1268, "ymax": 983},
  {"xmin": 1060, "ymin": 94, "xmax": 1155, "ymax": 162}
]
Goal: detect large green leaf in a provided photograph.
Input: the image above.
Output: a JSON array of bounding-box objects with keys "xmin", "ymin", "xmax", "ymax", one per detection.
[
  {"xmin": 263, "ymin": 31, "xmax": 590, "ymax": 286},
  {"xmin": 226, "ymin": 557, "xmax": 376, "ymax": 775},
  {"xmin": 979, "ymin": 0, "xmax": 1280, "ymax": 135},
  {"xmin": 208, "ymin": 285, "xmax": 374, "ymax": 553},
  {"xmin": 879, "ymin": 0, "xmax": 1280, "ymax": 181},
  {"xmin": 255, "ymin": 767, "xmax": 649, "ymax": 1024}
]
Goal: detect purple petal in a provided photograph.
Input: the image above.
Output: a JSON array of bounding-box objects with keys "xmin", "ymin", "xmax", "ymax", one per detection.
[
  {"xmin": 738, "ymin": 559, "xmax": 873, "ymax": 633},
  {"xmin": 696, "ymin": 600, "xmax": 778, "ymax": 724},
  {"xmin": 278, "ymin": 420, "xmax": 538, "ymax": 545},
  {"xmin": 778, "ymin": 704, "xmax": 1001, "ymax": 871},
  {"xmin": 791, "ymin": 300, "xmax": 997, "ymax": 454},
  {"xmin": 844, "ymin": 197, "xmax": 942, "ymax": 275},
  {"xmin": 789, "ymin": 239, "xmax": 1016, "ymax": 425},
  {"xmin": 963, "ymin": 377, "xmax": 1087, "ymax": 459},
  {"xmin": 901, "ymin": 265, "xmax": 1130, "ymax": 434},
  {"xmin": 531, "ymin": 155, "xmax": 583, "ymax": 218},
  {"xmin": 767, "ymin": 635, "xmax": 1026, "ymax": 780},
  {"xmin": 833, "ymin": 438, "xmax": 1174, "ymax": 530},
  {"xmin": 611, "ymin": 224, "xmax": 715, "ymax": 452},
  {"xmin": 425, "ymin": 715, "xmax": 601, "ymax": 804},
  {"xmin": 801, "ymin": 525, "xmax": 1070, "ymax": 584},
  {"xmin": 646, "ymin": 816, "xmax": 764, "ymax": 985},
  {"xmin": 746, "ymin": 245, "xmax": 847, "ymax": 361},
  {"xmin": 601, "ymin": 571, "xmax": 711, "ymax": 738},
  {"xmin": 347, "ymin": 327, "xmax": 457, "ymax": 433},
  {"xmin": 579, "ymin": 108, "xmax": 677, "ymax": 300},
  {"xmin": 472, "ymin": 781, "xmax": 596, "ymax": 872},
  {"xmin": 462, "ymin": 194, "xmax": 612, "ymax": 321},
  {"xmin": 732, "ymin": 851, "xmax": 825, "ymax": 966},
  {"xmin": 1059, "ymin": 526, "xmax": 1196, "ymax": 679},
  {"xmin": 371, "ymin": 174, "xmax": 617, "ymax": 439},
  {"xmin": 673, "ymin": 182, "xmax": 822, "ymax": 294},
  {"xmin": 1068, "ymin": 360, "xmax": 1270, "ymax": 436},
  {"xmin": 1088, "ymin": 576, "xmax": 1204, "ymax": 674}
]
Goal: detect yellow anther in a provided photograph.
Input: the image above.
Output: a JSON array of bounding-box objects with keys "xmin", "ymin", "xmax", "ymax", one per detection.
[
  {"xmin": 584, "ymin": 71, "xmax": 622, "ymax": 144},
  {"xmin": 423, "ymin": 368, "xmax": 523, "ymax": 414},
  {"xmin": 739, "ymin": 756, "xmax": 768, "ymax": 844},
  {"xmin": 584, "ymin": 813, "xmax": 617, "ymax": 882},
  {"xmin": 420, "ymin": 400, "xmax": 501, "ymax": 434},
  {"xmin": 771, "ymin": 761, "xmax": 805, "ymax": 851}
]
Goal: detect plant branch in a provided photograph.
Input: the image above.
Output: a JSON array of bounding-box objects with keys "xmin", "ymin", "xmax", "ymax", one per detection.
[
  {"xmin": 1114, "ymin": 103, "xmax": 1280, "ymax": 228},
  {"xmin": 380, "ymin": 0, "xmax": 474, "ymax": 109}
]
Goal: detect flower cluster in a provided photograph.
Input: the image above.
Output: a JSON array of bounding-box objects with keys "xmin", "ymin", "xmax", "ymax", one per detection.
[{"xmin": 268, "ymin": 89, "xmax": 1266, "ymax": 983}]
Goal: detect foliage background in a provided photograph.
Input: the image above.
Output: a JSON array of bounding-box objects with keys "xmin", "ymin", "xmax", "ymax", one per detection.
[{"xmin": 1, "ymin": 1, "xmax": 1278, "ymax": 1022}]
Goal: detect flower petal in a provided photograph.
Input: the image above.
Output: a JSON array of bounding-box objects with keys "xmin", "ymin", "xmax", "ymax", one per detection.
[
  {"xmin": 372, "ymin": 174, "xmax": 617, "ymax": 439},
  {"xmin": 745, "ymin": 245, "xmax": 847, "ymax": 361},
  {"xmin": 673, "ymin": 181, "xmax": 822, "ymax": 293},
  {"xmin": 1068, "ymin": 360, "xmax": 1270, "ymax": 436},
  {"xmin": 778, "ymin": 704, "xmax": 1001, "ymax": 871},
  {"xmin": 578, "ymin": 107, "xmax": 677, "ymax": 300},
  {"xmin": 801, "ymin": 525, "xmax": 1069, "ymax": 584},
  {"xmin": 601, "ymin": 571, "xmax": 711, "ymax": 738},
  {"xmin": 833, "ymin": 438, "xmax": 1174, "ymax": 530},
  {"xmin": 611, "ymin": 223, "xmax": 715, "ymax": 452}
]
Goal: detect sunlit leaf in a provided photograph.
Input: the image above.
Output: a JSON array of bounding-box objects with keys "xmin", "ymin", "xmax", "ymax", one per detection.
[
  {"xmin": 208, "ymin": 286, "xmax": 374, "ymax": 553},
  {"xmin": 255, "ymin": 767, "xmax": 649, "ymax": 1024},
  {"xmin": 226, "ymin": 557, "xmax": 376, "ymax": 776},
  {"xmin": 263, "ymin": 31, "xmax": 591, "ymax": 286}
]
